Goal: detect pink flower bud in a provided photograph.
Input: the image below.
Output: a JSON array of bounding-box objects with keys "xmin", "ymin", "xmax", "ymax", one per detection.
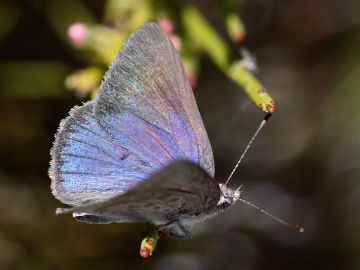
[
  {"xmin": 187, "ymin": 72, "xmax": 197, "ymax": 87},
  {"xmin": 232, "ymin": 33, "xmax": 245, "ymax": 43},
  {"xmin": 157, "ymin": 18, "xmax": 174, "ymax": 34},
  {"xmin": 170, "ymin": 34, "xmax": 181, "ymax": 51},
  {"xmin": 67, "ymin": 23, "xmax": 87, "ymax": 45}
]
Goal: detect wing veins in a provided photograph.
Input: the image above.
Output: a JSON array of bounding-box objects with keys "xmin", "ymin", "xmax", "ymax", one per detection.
[
  {"xmin": 59, "ymin": 170, "xmax": 143, "ymax": 180},
  {"xmin": 65, "ymin": 136, "xmax": 122, "ymax": 164},
  {"xmin": 129, "ymin": 68, "xmax": 171, "ymax": 122},
  {"xmin": 107, "ymin": 108, "xmax": 183, "ymax": 160},
  {"xmin": 100, "ymin": 117, "xmax": 166, "ymax": 167},
  {"xmin": 61, "ymin": 153, "xmax": 122, "ymax": 166},
  {"xmin": 125, "ymin": 109, "xmax": 183, "ymax": 159},
  {"xmin": 165, "ymin": 39, "xmax": 203, "ymax": 164},
  {"xmin": 70, "ymin": 120, "xmax": 148, "ymax": 171}
]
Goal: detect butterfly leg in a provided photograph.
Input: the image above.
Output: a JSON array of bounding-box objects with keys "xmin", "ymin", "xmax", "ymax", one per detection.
[
  {"xmin": 155, "ymin": 221, "xmax": 191, "ymax": 239},
  {"xmin": 156, "ymin": 220, "xmax": 177, "ymax": 231},
  {"xmin": 168, "ymin": 221, "xmax": 192, "ymax": 240}
]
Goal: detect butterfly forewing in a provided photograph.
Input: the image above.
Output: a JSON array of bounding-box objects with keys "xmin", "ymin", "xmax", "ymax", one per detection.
[
  {"xmin": 95, "ymin": 22, "xmax": 214, "ymax": 176},
  {"xmin": 49, "ymin": 22, "xmax": 214, "ymax": 207},
  {"xmin": 50, "ymin": 101, "xmax": 149, "ymax": 206}
]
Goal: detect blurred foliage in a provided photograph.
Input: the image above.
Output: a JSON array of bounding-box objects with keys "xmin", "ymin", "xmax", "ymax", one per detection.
[
  {"xmin": 0, "ymin": 61, "xmax": 69, "ymax": 97},
  {"xmin": 0, "ymin": 1, "xmax": 21, "ymax": 41},
  {"xmin": 0, "ymin": 0, "xmax": 275, "ymax": 112}
]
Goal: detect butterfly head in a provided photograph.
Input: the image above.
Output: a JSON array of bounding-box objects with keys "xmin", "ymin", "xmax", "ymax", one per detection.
[{"xmin": 217, "ymin": 183, "xmax": 241, "ymax": 211}]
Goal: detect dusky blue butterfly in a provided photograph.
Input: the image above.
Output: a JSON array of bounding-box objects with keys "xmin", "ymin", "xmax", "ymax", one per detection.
[{"xmin": 49, "ymin": 22, "xmax": 242, "ymax": 240}]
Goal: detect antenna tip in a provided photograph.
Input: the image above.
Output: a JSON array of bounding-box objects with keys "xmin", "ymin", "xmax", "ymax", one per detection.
[{"xmin": 264, "ymin": 113, "xmax": 272, "ymax": 121}]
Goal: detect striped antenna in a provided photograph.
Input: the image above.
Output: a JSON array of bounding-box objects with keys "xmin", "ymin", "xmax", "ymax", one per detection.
[
  {"xmin": 238, "ymin": 197, "xmax": 304, "ymax": 233},
  {"xmin": 225, "ymin": 113, "xmax": 271, "ymax": 185}
]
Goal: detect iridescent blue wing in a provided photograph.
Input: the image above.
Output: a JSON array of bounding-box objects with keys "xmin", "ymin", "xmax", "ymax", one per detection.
[
  {"xmin": 95, "ymin": 22, "xmax": 214, "ymax": 175},
  {"xmin": 50, "ymin": 101, "xmax": 150, "ymax": 206},
  {"xmin": 50, "ymin": 22, "xmax": 214, "ymax": 207}
]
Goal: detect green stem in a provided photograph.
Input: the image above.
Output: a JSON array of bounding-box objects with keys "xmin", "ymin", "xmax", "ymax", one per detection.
[{"xmin": 181, "ymin": 5, "xmax": 275, "ymax": 113}]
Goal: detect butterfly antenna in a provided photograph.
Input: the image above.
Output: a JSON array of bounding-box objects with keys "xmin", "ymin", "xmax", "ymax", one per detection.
[
  {"xmin": 225, "ymin": 113, "xmax": 272, "ymax": 185},
  {"xmin": 238, "ymin": 197, "xmax": 304, "ymax": 233}
]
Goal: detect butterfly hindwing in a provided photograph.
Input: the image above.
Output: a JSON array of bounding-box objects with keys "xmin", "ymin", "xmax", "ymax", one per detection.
[{"xmin": 56, "ymin": 161, "xmax": 220, "ymax": 224}]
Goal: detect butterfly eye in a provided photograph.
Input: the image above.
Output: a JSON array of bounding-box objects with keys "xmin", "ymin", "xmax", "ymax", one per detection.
[{"xmin": 221, "ymin": 201, "xmax": 230, "ymax": 210}]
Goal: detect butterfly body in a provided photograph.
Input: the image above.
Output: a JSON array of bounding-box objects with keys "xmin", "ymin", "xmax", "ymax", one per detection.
[{"xmin": 49, "ymin": 22, "xmax": 240, "ymax": 239}]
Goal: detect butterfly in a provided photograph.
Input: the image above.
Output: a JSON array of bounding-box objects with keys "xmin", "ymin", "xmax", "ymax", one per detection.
[{"xmin": 49, "ymin": 22, "xmax": 241, "ymax": 240}]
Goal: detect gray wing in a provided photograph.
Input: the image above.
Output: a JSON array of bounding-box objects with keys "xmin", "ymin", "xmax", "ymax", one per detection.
[
  {"xmin": 56, "ymin": 161, "xmax": 220, "ymax": 225},
  {"xmin": 95, "ymin": 22, "xmax": 215, "ymax": 177},
  {"xmin": 49, "ymin": 22, "xmax": 214, "ymax": 208}
]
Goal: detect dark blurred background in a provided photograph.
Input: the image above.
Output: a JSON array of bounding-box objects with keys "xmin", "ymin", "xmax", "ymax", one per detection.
[{"xmin": 1, "ymin": 0, "xmax": 360, "ymax": 269}]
